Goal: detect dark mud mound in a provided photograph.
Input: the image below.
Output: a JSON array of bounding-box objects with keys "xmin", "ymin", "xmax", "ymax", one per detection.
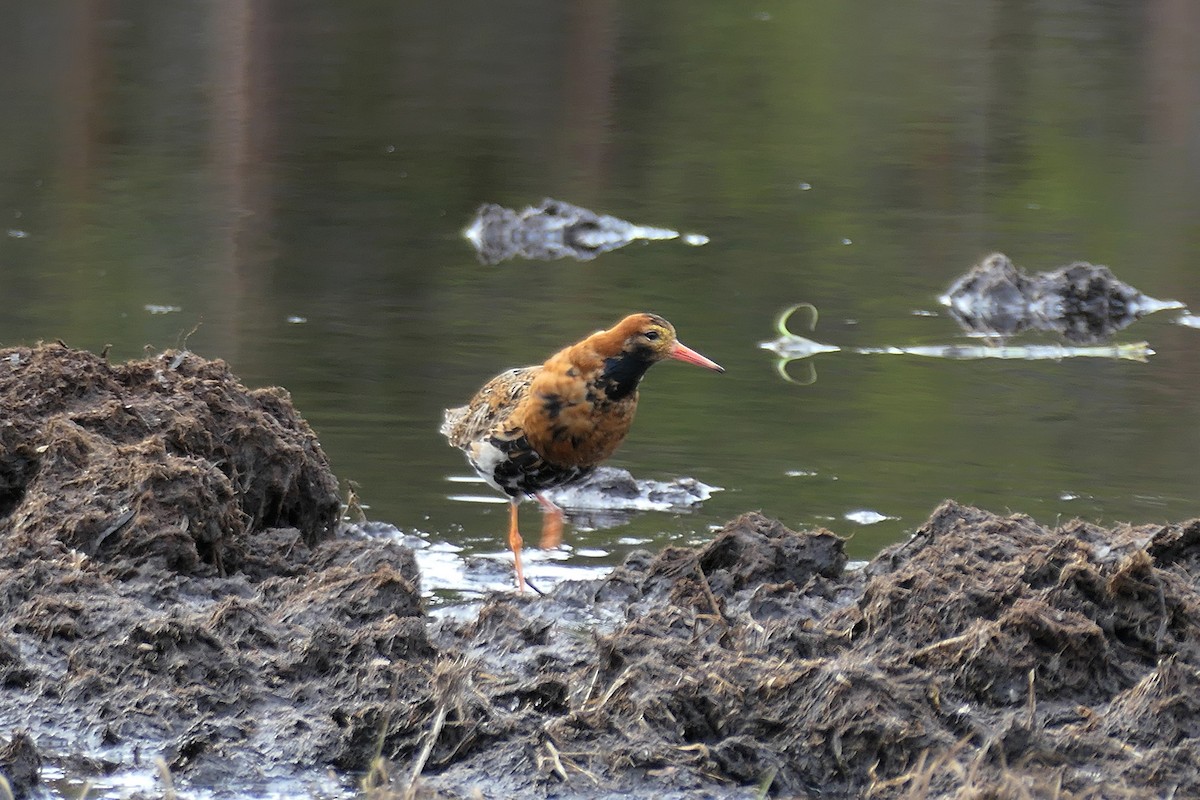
[
  {"xmin": 0, "ymin": 344, "xmax": 339, "ymax": 572},
  {"xmin": 940, "ymin": 252, "xmax": 1181, "ymax": 343},
  {"xmin": 411, "ymin": 505, "xmax": 1200, "ymax": 798},
  {"xmin": 0, "ymin": 345, "xmax": 431, "ymax": 791}
]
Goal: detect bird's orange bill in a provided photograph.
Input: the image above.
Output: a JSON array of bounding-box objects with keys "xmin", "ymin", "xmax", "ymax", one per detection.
[{"xmin": 669, "ymin": 341, "xmax": 725, "ymax": 372}]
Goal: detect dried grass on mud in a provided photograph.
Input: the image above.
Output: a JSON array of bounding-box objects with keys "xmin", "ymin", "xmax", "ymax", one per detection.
[{"xmin": 2, "ymin": 344, "xmax": 1200, "ymax": 800}]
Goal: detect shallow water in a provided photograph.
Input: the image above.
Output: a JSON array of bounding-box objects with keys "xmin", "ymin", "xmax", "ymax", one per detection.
[{"xmin": 2, "ymin": 3, "xmax": 1200, "ymax": 588}]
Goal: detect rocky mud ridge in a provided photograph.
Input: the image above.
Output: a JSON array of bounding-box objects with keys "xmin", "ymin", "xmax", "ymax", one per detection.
[{"xmin": 2, "ymin": 345, "xmax": 1200, "ymax": 799}]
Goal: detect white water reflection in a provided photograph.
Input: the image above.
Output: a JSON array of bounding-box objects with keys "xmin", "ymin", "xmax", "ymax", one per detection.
[
  {"xmin": 762, "ymin": 301, "xmax": 1159, "ymax": 383},
  {"xmin": 844, "ymin": 509, "xmax": 895, "ymax": 525}
]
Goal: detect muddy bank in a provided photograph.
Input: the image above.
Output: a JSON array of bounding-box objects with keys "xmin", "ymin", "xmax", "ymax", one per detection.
[
  {"xmin": 417, "ymin": 507, "xmax": 1200, "ymax": 798},
  {"xmin": 3, "ymin": 345, "xmax": 1200, "ymax": 799},
  {"xmin": 0, "ymin": 344, "xmax": 430, "ymax": 795},
  {"xmin": 0, "ymin": 343, "xmax": 340, "ymax": 569}
]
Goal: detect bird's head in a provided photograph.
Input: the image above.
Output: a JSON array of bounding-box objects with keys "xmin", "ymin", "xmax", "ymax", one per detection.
[{"xmin": 604, "ymin": 313, "xmax": 725, "ymax": 372}]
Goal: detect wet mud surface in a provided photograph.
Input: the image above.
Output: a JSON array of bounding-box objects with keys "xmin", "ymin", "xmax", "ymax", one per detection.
[{"xmin": 4, "ymin": 345, "xmax": 1200, "ymax": 799}]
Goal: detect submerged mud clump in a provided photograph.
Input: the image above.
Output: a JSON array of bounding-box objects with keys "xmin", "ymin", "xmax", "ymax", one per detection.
[
  {"xmin": 940, "ymin": 252, "xmax": 1182, "ymax": 343},
  {"xmin": 542, "ymin": 465, "xmax": 719, "ymax": 532},
  {"xmin": 5, "ymin": 343, "xmax": 1200, "ymax": 798},
  {"xmin": 463, "ymin": 198, "xmax": 681, "ymax": 264}
]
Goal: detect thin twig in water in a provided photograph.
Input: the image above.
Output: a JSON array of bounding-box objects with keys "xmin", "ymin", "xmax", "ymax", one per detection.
[
  {"xmin": 575, "ymin": 664, "xmax": 601, "ymax": 709},
  {"xmin": 405, "ymin": 702, "xmax": 448, "ymax": 800},
  {"xmin": 361, "ymin": 757, "xmax": 393, "ymax": 797},
  {"xmin": 561, "ymin": 754, "xmax": 600, "ymax": 784},
  {"xmin": 542, "ymin": 740, "xmax": 569, "ymax": 782},
  {"xmin": 755, "ymin": 766, "xmax": 778, "ymax": 800},
  {"xmin": 154, "ymin": 757, "xmax": 177, "ymax": 800},
  {"xmin": 910, "ymin": 629, "xmax": 980, "ymax": 659},
  {"xmin": 364, "ymin": 671, "xmax": 401, "ymax": 792},
  {"xmin": 178, "ymin": 318, "xmax": 203, "ymax": 352},
  {"xmin": 1025, "ymin": 668, "xmax": 1038, "ymax": 728},
  {"xmin": 1155, "ymin": 575, "xmax": 1170, "ymax": 654},
  {"xmin": 589, "ymin": 665, "xmax": 634, "ymax": 712},
  {"xmin": 345, "ymin": 481, "xmax": 368, "ymax": 524},
  {"xmin": 693, "ymin": 559, "xmax": 726, "ymax": 622}
]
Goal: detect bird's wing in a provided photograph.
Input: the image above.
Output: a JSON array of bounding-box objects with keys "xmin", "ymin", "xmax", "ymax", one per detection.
[{"xmin": 440, "ymin": 366, "xmax": 540, "ymax": 448}]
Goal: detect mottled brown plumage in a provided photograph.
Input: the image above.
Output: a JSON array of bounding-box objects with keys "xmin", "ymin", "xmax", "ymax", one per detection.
[{"xmin": 441, "ymin": 313, "xmax": 723, "ymax": 590}]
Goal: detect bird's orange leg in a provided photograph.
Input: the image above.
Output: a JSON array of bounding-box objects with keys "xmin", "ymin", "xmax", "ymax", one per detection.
[
  {"xmin": 535, "ymin": 492, "xmax": 564, "ymax": 549},
  {"xmin": 508, "ymin": 498, "xmax": 525, "ymax": 592}
]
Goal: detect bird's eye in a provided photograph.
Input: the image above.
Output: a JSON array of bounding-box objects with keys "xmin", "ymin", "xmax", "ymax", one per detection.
[{"xmin": 644, "ymin": 330, "xmax": 660, "ymax": 341}]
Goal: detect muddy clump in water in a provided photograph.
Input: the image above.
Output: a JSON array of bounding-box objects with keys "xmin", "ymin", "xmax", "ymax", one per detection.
[
  {"xmin": 4, "ymin": 344, "xmax": 1200, "ymax": 799},
  {"xmin": 940, "ymin": 252, "xmax": 1182, "ymax": 342},
  {"xmin": 463, "ymin": 198, "xmax": 681, "ymax": 264}
]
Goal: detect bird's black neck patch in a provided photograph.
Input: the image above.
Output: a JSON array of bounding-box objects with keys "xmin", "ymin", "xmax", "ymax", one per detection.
[{"xmin": 599, "ymin": 347, "xmax": 654, "ymax": 402}]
